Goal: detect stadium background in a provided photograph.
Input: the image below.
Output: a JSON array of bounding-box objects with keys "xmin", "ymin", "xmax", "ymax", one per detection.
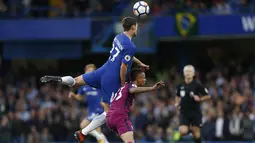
[{"xmin": 0, "ymin": 0, "xmax": 255, "ymax": 143}]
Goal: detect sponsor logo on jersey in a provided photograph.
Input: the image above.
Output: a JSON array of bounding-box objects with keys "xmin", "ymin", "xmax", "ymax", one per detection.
[{"xmin": 125, "ymin": 55, "xmax": 131, "ymax": 61}]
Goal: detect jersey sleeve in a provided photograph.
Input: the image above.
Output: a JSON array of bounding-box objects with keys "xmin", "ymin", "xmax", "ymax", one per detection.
[
  {"xmin": 128, "ymin": 83, "xmax": 137, "ymax": 93},
  {"xmin": 198, "ymin": 83, "xmax": 209, "ymax": 96},
  {"xmin": 121, "ymin": 43, "xmax": 135, "ymax": 65},
  {"xmin": 77, "ymin": 87, "xmax": 85, "ymax": 95}
]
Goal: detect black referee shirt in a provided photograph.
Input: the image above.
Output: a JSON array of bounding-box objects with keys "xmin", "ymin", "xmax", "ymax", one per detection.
[{"xmin": 176, "ymin": 80, "xmax": 209, "ymax": 115}]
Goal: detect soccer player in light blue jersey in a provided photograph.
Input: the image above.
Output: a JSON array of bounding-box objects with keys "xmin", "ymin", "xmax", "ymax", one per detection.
[{"xmin": 40, "ymin": 17, "xmax": 149, "ymax": 143}]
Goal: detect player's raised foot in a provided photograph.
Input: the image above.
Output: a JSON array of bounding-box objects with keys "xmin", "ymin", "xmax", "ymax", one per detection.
[
  {"xmin": 74, "ymin": 131, "xmax": 86, "ymax": 143},
  {"xmin": 40, "ymin": 76, "xmax": 62, "ymax": 83}
]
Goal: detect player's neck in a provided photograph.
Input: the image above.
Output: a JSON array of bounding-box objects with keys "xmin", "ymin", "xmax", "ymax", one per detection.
[
  {"xmin": 123, "ymin": 32, "xmax": 132, "ymax": 40},
  {"xmin": 185, "ymin": 78, "xmax": 193, "ymax": 84}
]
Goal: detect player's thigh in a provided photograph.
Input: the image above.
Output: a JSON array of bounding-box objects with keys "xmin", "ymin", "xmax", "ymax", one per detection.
[
  {"xmin": 191, "ymin": 126, "xmax": 201, "ymax": 138},
  {"xmin": 120, "ymin": 131, "xmax": 134, "ymax": 143},
  {"xmin": 101, "ymin": 77, "xmax": 120, "ymax": 105},
  {"xmin": 117, "ymin": 118, "xmax": 133, "ymax": 137},
  {"xmin": 80, "ymin": 118, "xmax": 91, "ymax": 129},
  {"xmin": 82, "ymin": 69, "xmax": 102, "ymax": 88}
]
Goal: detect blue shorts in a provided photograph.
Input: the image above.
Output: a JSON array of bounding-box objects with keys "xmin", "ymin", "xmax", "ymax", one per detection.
[
  {"xmin": 86, "ymin": 110, "xmax": 104, "ymax": 121},
  {"xmin": 82, "ymin": 67, "xmax": 120, "ymax": 104}
]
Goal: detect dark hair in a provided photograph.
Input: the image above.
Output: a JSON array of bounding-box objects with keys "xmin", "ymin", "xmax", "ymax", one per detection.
[
  {"xmin": 129, "ymin": 68, "xmax": 143, "ymax": 81},
  {"xmin": 122, "ymin": 17, "xmax": 137, "ymax": 31}
]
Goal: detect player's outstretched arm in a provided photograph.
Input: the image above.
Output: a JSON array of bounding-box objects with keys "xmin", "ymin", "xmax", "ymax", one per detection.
[
  {"xmin": 129, "ymin": 81, "xmax": 165, "ymax": 94},
  {"xmin": 133, "ymin": 57, "xmax": 149, "ymax": 71}
]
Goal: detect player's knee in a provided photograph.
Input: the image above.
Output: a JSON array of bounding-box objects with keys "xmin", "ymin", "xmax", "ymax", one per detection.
[
  {"xmin": 179, "ymin": 126, "xmax": 189, "ymax": 136},
  {"xmin": 193, "ymin": 131, "xmax": 201, "ymax": 138},
  {"xmin": 80, "ymin": 122, "xmax": 85, "ymax": 129}
]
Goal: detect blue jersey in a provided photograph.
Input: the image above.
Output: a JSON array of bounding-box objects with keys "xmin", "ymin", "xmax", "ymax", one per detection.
[
  {"xmin": 77, "ymin": 85, "xmax": 103, "ymax": 114},
  {"xmin": 82, "ymin": 33, "xmax": 136, "ymax": 104},
  {"xmin": 105, "ymin": 33, "xmax": 136, "ymax": 78}
]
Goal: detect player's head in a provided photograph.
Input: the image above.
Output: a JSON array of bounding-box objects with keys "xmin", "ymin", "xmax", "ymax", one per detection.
[
  {"xmin": 84, "ymin": 64, "xmax": 96, "ymax": 73},
  {"xmin": 130, "ymin": 68, "xmax": 146, "ymax": 86},
  {"xmin": 122, "ymin": 17, "xmax": 138, "ymax": 37},
  {"xmin": 183, "ymin": 65, "xmax": 195, "ymax": 79}
]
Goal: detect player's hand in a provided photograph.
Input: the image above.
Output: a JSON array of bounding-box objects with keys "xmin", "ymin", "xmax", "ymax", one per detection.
[
  {"xmin": 68, "ymin": 92, "xmax": 76, "ymax": 99},
  {"xmin": 153, "ymin": 81, "xmax": 165, "ymax": 90},
  {"xmin": 139, "ymin": 63, "xmax": 150, "ymax": 71},
  {"xmin": 193, "ymin": 95, "xmax": 200, "ymax": 102}
]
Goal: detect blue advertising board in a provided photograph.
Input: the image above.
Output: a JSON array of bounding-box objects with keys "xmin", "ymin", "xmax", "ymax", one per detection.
[
  {"xmin": 154, "ymin": 14, "xmax": 255, "ymax": 37},
  {"xmin": 1, "ymin": 15, "xmax": 255, "ymax": 41},
  {"xmin": 0, "ymin": 18, "xmax": 91, "ymax": 40}
]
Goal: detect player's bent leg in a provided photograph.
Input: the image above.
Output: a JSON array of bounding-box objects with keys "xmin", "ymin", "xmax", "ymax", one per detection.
[
  {"xmin": 81, "ymin": 112, "xmax": 106, "ymax": 136},
  {"xmin": 40, "ymin": 75, "xmax": 86, "ymax": 87},
  {"xmin": 78, "ymin": 116, "xmax": 107, "ymax": 143},
  {"xmin": 61, "ymin": 75, "xmax": 86, "ymax": 87},
  {"xmin": 191, "ymin": 126, "xmax": 201, "ymax": 143},
  {"xmin": 179, "ymin": 125, "xmax": 189, "ymax": 136},
  {"xmin": 120, "ymin": 131, "xmax": 135, "ymax": 143},
  {"xmin": 89, "ymin": 129, "xmax": 104, "ymax": 143},
  {"xmin": 80, "ymin": 118, "xmax": 91, "ymax": 129}
]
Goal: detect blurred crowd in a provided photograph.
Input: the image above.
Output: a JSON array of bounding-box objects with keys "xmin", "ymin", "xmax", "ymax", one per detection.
[
  {"xmin": 0, "ymin": 0, "xmax": 128, "ymax": 18},
  {"xmin": 0, "ymin": 57, "xmax": 255, "ymax": 143},
  {"xmin": 151, "ymin": 0, "xmax": 255, "ymax": 15},
  {"xmin": 0, "ymin": 0, "xmax": 255, "ymax": 18}
]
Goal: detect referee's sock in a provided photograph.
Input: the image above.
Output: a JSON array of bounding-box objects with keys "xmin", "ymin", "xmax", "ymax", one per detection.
[{"xmin": 193, "ymin": 137, "xmax": 201, "ymax": 143}]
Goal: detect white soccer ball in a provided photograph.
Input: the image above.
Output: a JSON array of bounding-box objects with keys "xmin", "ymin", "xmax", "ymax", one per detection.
[{"xmin": 133, "ymin": 1, "xmax": 150, "ymax": 17}]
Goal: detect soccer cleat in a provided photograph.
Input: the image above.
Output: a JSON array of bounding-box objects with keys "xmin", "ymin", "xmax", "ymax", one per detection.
[
  {"xmin": 74, "ymin": 131, "xmax": 86, "ymax": 143},
  {"xmin": 40, "ymin": 76, "xmax": 62, "ymax": 83}
]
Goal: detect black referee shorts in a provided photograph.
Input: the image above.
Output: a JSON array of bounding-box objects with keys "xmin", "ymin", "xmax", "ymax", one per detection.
[{"xmin": 179, "ymin": 113, "xmax": 202, "ymax": 127}]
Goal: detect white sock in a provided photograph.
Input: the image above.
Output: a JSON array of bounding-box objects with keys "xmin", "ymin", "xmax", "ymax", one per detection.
[
  {"xmin": 61, "ymin": 76, "xmax": 75, "ymax": 86},
  {"xmin": 81, "ymin": 112, "xmax": 106, "ymax": 135},
  {"xmin": 88, "ymin": 130, "xmax": 103, "ymax": 141},
  {"xmin": 102, "ymin": 134, "xmax": 109, "ymax": 143}
]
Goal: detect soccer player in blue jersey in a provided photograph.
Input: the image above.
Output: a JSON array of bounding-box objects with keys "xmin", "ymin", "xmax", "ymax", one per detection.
[
  {"xmin": 40, "ymin": 17, "xmax": 149, "ymax": 143},
  {"xmin": 69, "ymin": 64, "xmax": 108, "ymax": 143}
]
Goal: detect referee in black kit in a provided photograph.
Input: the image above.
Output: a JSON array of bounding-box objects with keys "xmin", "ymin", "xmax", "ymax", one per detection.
[{"xmin": 175, "ymin": 65, "xmax": 211, "ymax": 143}]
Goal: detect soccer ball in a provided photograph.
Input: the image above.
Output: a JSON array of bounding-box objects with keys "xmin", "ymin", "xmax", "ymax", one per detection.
[{"xmin": 133, "ymin": 1, "xmax": 150, "ymax": 17}]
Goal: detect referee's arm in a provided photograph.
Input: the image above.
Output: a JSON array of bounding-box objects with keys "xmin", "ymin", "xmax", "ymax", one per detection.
[
  {"xmin": 198, "ymin": 84, "xmax": 211, "ymax": 102},
  {"xmin": 175, "ymin": 85, "xmax": 181, "ymax": 107}
]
